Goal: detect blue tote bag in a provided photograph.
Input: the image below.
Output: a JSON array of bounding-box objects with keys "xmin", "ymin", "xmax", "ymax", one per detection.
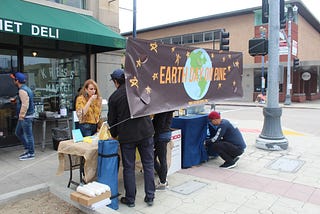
[{"xmin": 97, "ymin": 139, "xmax": 119, "ymax": 210}]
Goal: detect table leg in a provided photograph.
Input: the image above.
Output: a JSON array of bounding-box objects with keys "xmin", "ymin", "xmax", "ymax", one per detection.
[
  {"xmin": 41, "ymin": 120, "xmax": 46, "ymax": 151},
  {"xmin": 66, "ymin": 118, "xmax": 71, "ymax": 138},
  {"xmin": 67, "ymin": 154, "xmax": 86, "ymax": 188},
  {"xmin": 80, "ymin": 157, "xmax": 86, "ymax": 185}
]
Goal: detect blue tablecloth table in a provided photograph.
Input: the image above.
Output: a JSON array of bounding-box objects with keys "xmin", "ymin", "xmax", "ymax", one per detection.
[{"xmin": 171, "ymin": 114, "xmax": 208, "ymax": 168}]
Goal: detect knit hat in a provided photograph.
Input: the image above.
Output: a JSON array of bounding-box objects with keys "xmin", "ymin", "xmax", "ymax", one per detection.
[
  {"xmin": 10, "ymin": 72, "xmax": 26, "ymax": 83},
  {"xmin": 208, "ymin": 111, "xmax": 221, "ymax": 120}
]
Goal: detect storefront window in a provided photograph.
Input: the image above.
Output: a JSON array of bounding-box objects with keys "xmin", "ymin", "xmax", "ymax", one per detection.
[
  {"xmin": 47, "ymin": 0, "xmax": 86, "ymax": 9},
  {"xmin": 0, "ymin": 49, "xmax": 19, "ymax": 147},
  {"xmin": 24, "ymin": 55, "xmax": 86, "ymax": 114}
]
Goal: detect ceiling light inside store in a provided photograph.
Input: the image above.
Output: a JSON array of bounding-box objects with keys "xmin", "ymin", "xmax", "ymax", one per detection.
[{"xmin": 32, "ymin": 51, "xmax": 38, "ymax": 57}]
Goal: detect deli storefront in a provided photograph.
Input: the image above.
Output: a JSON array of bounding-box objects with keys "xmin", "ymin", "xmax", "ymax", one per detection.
[{"xmin": 0, "ymin": 0, "xmax": 125, "ymax": 147}]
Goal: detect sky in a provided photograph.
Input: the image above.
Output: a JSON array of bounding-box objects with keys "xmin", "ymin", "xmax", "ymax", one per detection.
[{"xmin": 119, "ymin": 0, "xmax": 320, "ymax": 33}]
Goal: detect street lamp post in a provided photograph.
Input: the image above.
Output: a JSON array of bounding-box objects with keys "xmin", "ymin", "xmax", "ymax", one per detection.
[
  {"xmin": 133, "ymin": 0, "xmax": 137, "ymax": 38},
  {"xmin": 284, "ymin": 7, "xmax": 293, "ymax": 105},
  {"xmin": 260, "ymin": 26, "xmax": 266, "ymax": 96},
  {"xmin": 284, "ymin": 5, "xmax": 298, "ymax": 105},
  {"xmin": 256, "ymin": 0, "xmax": 288, "ymax": 151}
]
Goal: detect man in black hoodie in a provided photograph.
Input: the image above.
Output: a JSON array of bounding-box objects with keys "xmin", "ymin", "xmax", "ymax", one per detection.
[{"xmin": 108, "ymin": 69, "xmax": 155, "ymax": 207}]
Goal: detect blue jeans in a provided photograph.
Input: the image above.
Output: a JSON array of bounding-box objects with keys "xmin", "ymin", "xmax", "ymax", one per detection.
[
  {"xmin": 15, "ymin": 118, "xmax": 35, "ymax": 155},
  {"xmin": 79, "ymin": 123, "xmax": 97, "ymax": 137},
  {"xmin": 120, "ymin": 137, "xmax": 155, "ymax": 203}
]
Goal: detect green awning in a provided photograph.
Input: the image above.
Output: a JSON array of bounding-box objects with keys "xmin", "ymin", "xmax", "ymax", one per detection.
[{"xmin": 0, "ymin": 0, "xmax": 126, "ymax": 52}]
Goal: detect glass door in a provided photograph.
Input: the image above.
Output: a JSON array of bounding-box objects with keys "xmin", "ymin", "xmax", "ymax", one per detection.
[{"xmin": 0, "ymin": 48, "xmax": 20, "ymax": 148}]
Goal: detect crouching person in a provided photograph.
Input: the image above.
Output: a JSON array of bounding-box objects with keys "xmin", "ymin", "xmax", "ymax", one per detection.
[{"xmin": 205, "ymin": 111, "xmax": 246, "ymax": 169}]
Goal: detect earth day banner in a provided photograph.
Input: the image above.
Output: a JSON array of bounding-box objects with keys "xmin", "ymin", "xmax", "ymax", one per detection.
[{"xmin": 124, "ymin": 37, "xmax": 243, "ymax": 118}]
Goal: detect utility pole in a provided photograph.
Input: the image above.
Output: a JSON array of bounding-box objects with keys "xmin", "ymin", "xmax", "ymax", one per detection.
[
  {"xmin": 284, "ymin": 5, "xmax": 298, "ymax": 105},
  {"xmin": 260, "ymin": 26, "xmax": 267, "ymax": 96},
  {"xmin": 256, "ymin": 0, "xmax": 288, "ymax": 151},
  {"xmin": 133, "ymin": 0, "xmax": 136, "ymax": 38},
  {"xmin": 284, "ymin": 6, "xmax": 293, "ymax": 105}
]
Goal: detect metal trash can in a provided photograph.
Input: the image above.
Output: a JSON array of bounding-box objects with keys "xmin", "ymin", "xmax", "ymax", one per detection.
[{"xmin": 52, "ymin": 127, "xmax": 71, "ymax": 150}]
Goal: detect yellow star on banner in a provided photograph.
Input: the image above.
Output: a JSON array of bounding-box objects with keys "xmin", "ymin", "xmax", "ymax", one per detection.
[
  {"xmin": 171, "ymin": 47, "xmax": 175, "ymax": 53},
  {"xmin": 152, "ymin": 73, "xmax": 158, "ymax": 80},
  {"xmin": 228, "ymin": 54, "xmax": 232, "ymax": 59},
  {"xmin": 186, "ymin": 51, "xmax": 190, "ymax": 57},
  {"xmin": 233, "ymin": 81, "xmax": 236, "ymax": 86},
  {"xmin": 150, "ymin": 42, "xmax": 158, "ymax": 53},
  {"xmin": 233, "ymin": 60, "xmax": 240, "ymax": 68},
  {"xmin": 130, "ymin": 76, "xmax": 139, "ymax": 88},
  {"xmin": 175, "ymin": 53, "xmax": 181, "ymax": 66},
  {"xmin": 211, "ymin": 53, "xmax": 215, "ymax": 58},
  {"xmin": 228, "ymin": 66, "xmax": 231, "ymax": 71},
  {"xmin": 222, "ymin": 57, "xmax": 226, "ymax": 62},
  {"xmin": 218, "ymin": 83, "xmax": 222, "ymax": 88},
  {"xmin": 145, "ymin": 86, "xmax": 152, "ymax": 94},
  {"xmin": 136, "ymin": 58, "xmax": 142, "ymax": 68}
]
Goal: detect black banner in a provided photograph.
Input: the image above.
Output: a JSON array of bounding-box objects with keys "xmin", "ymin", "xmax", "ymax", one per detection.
[{"xmin": 125, "ymin": 37, "xmax": 243, "ymax": 118}]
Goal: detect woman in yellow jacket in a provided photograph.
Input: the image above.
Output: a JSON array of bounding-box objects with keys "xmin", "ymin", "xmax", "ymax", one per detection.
[{"xmin": 76, "ymin": 79, "xmax": 102, "ymax": 136}]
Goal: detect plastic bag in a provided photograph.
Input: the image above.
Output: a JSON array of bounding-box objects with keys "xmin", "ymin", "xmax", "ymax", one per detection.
[{"xmin": 98, "ymin": 122, "xmax": 112, "ymax": 140}]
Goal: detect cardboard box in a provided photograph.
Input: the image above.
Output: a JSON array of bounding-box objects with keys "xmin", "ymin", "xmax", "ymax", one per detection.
[
  {"xmin": 70, "ymin": 191, "xmax": 111, "ymax": 206},
  {"xmin": 167, "ymin": 129, "xmax": 181, "ymax": 175}
]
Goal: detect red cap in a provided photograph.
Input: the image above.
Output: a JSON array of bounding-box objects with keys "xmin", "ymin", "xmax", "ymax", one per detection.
[{"xmin": 208, "ymin": 111, "xmax": 221, "ymax": 120}]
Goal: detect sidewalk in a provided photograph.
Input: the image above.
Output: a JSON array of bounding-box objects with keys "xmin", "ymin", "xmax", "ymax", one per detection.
[{"xmin": 0, "ymin": 100, "xmax": 320, "ymax": 213}]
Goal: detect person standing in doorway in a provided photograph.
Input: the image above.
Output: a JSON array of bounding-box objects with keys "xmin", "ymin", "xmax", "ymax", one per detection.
[
  {"xmin": 10, "ymin": 72, "xmax": 35, "ymax": 161},
  {"xmin": 153, "ymin": 111, "xmax": 173, "ymax": 190},
  {"xmin": 76, "ymin": 79, "xmax": 102, "ymax": 137},
  {"xmin": 108, "ymin": 69, "xmax": 155, "ymax": 207}
]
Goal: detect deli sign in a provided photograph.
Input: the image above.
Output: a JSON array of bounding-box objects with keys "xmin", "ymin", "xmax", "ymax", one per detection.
[{"xmin": 0, "ymin": 18, "xmax": 59, "ymax": 39}]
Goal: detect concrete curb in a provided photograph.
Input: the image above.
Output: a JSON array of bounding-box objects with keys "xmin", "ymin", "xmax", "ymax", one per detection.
[{"xmin": 0, "ymin": 183, "xmax": 49, "ymax": 205}]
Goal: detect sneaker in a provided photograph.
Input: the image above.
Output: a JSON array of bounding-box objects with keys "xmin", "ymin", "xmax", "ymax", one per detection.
[
  {"xmin": 19, "ymin": 152, "xmax": 28, "ymax": 158},
  {"xmin": 144, "ymin": 196, "xmax": 154, "ymax": 206},
  {"xmin": 156, "ymin": 181, "xmax": 168, "ymax": 191},
  {"xmin": 219, "ymin": 161, "xmax": 237, "ymax": 169},
  {"xmin": 19, "ymin": 153, "xmax": 35, "ymax": 161},
  {"xmin": 120, "ymin": 197, "xmax": 135, "ymax": 207},
  {"xmin": 233, "ymin": 156, "xmax": 240, "ymax": 163}
]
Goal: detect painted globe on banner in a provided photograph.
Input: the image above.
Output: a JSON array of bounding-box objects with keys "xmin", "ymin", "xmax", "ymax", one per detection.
[{"xmin": 183, "ymin": 48, "xmax": 212, "ymax": 100}]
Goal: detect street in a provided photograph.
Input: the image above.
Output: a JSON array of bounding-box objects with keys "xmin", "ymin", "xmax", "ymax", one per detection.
[{"xmin": 215, "ymin": 105, "xmax": 320, "ymax": 136}]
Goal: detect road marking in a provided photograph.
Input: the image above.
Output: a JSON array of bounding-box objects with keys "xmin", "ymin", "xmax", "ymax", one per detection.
[{"xmin": 240, "ymin": 128, "xmax": 304, "ymax": 136}]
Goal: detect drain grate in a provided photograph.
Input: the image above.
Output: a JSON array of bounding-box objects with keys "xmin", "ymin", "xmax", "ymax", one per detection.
[
  {"xmin": 171, "ymin": 180, "xmax": 208, "ymax": 195},
  {"xmin": 266, "ymin": 157, "xmax": 305, "ymax": 173}
]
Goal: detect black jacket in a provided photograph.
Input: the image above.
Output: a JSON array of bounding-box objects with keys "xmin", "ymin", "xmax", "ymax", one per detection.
[
  {"xmin": 152, "ymin": 111, "xmax": 173, "ymax": 138},
  {"xmin": 107, "ymin": 84, "xmax": 154, "ymax": 143}
]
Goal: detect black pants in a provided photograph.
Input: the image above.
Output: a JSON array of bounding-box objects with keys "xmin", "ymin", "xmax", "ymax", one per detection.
[
  {"xmin": 120, "ymin": 137, "xmax": 155, "ymax": 203},
  {"xmin": 154, "ymin": 138, "xmax": 170, "ymax": 184},
  {"xmin": 209, "ymin": 141, "xmax": 244, "ymax": 163}
]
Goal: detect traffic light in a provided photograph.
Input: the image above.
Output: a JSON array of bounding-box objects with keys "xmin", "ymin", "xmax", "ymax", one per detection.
[
  {"xmin": 262, "ymin": 0, "xmax": 269, "ymax": 24},
  {"xmin": 262, "ymin": 0, "xmax": 286, "ymax": 29},
  {"xmin": 248, "ymin": 38, "xmax": 268, "ymax": 56},
  {"xmin": 293, "ymin": 58, "xmax": 299, "ymax": 70},
  {"xmin": 280, "ymin": 0, "xmax": 286, "ymax": 29},
  {"xmin": 220, "ymin": 31, "xmax": 230, "ymax": 51}
]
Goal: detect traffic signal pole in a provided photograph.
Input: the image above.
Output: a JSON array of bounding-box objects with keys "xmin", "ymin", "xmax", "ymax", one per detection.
[
  {"xmin": 284, "ymin": 7, "xmax": 293, "ymax": 105},
  {"xmin": 256, "ymin": 0, "xmax": 288, "ymax": 151}
]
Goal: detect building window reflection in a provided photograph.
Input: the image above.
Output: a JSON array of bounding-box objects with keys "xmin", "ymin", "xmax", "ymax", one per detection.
[
  {"xmin": 24, "ymin": 55, "xmax": 86, "ymax": 113},
  {"xmin": 47, "ymin": 0, "xmax": 86, "ymax": 9}
]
